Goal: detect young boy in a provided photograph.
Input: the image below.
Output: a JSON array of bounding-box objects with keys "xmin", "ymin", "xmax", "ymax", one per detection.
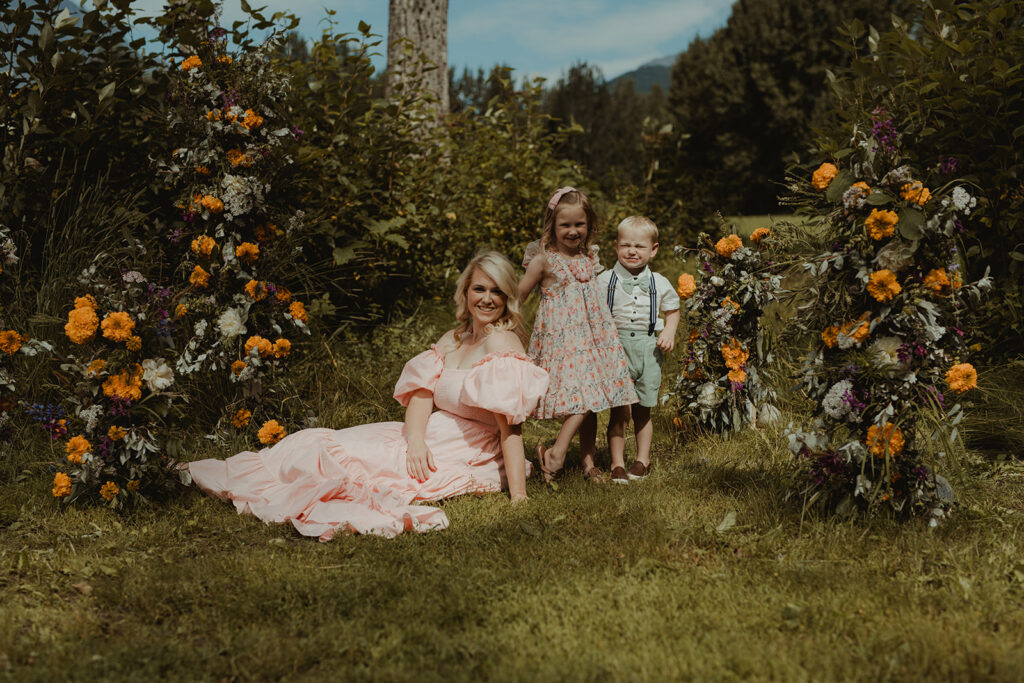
[{"xmin": 582, "ymin": 216, "xmax": 679, "ymax": 483}]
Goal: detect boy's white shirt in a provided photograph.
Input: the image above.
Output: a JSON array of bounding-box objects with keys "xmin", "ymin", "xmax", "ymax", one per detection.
[{"xmin": 596, "ymin": 261, "xmax": 680, "ymax": 332}]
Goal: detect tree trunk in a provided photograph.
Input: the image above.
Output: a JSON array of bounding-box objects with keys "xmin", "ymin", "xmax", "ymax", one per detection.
[{"xmin": 386, "ymin": 0, "xmax": 448, "ymax": 121}]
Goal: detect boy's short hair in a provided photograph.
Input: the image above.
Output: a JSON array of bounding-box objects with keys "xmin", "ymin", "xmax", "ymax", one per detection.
[{"xmin": 616, "ymin": 215, "xmax": 659, "ymax": 243}]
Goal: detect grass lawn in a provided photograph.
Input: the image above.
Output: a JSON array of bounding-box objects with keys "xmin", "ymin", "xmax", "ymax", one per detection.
[{"xmin": 3, "ymin": 306, "xmax": 1024, "ymax": 681}]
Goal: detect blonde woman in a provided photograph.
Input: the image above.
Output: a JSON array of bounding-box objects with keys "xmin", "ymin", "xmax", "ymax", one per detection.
[{"xmin": 188, "ymin": 252, "xmax": 548, "ymax": 540}]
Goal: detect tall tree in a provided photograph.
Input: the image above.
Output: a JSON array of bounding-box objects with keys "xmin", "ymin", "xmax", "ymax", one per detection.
[{"xmin": 386, "ymin": 0, "xmax": 448, "ymax": 120}]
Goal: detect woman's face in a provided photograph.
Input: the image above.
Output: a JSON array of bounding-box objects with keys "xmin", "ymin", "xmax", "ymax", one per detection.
[{"xmin": 466, "ymin": 268, "xmax": 508, "ymax": 329}]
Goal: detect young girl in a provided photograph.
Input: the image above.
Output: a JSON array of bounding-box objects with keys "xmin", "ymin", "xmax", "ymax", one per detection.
[{"xmin": 519, "ymin": 187, "xmax": 637, "ymax": 481}]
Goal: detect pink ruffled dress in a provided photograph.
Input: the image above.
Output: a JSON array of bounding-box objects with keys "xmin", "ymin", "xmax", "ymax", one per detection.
[
  {"xmin": 523, "ymin": 244, "xmax": 638, "ymax": 418},
  {"xmin": 188, "ymin": 347, "xmax": 549, "ymax": 540}
]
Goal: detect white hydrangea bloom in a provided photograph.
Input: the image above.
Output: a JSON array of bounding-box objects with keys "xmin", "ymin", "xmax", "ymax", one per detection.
[
  {"xmin": 822, "ymin": 380, "xmax": 853, "ymax": 420},
  {"xmin": 951, "ymin": 186, "xmax": 976, "ymax": 214}
]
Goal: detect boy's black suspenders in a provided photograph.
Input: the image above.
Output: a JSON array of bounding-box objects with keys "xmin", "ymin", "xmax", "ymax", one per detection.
[{"xmin": 606, "ymin": 273, "xmax": 657, "ymax": 335}]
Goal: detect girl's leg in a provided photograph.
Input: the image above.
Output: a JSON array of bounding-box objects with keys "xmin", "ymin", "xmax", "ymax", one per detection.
[
  {"xmin": 632, "ymin": 404, "xmax": 653, "ymax": 466},
  {"xmin": 541, "ymin": 413, "xmax": 588, "ymax": 475},
  {"xmin": 607, "ymin": 405, "xmax": 631, "ymax": 471},
  {"xmin": 579, "ymin": 412, "xmax": 597, "ymax": 473}
]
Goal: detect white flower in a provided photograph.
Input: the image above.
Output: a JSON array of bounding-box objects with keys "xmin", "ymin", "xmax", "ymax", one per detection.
[
  {"xmin": 874, "ymin": 240, "xmax": 917, "ymax": 272},
  {"xmin": 697, "ymin": 382, "xmax": 724, "ymax": 408},
  {"xmin": 870, "ymin": 336, "xmax": 903, "ymax": 372},
  {"xmin": 77, "ymin": 404, "xmax": 104, "ymax": 433},
  {"xmin": 822, "ymin": 380, "xmax": 853, "ymax": 420},
  {"xmin": 951, "ymin": 186, "xmax": 976, "ymax": 214},
  {"xmin": 141, "ymin": 358, "xmax": 174, "ymax": 392},
  {"xmin": 122, "ymin": 270, "xmax": 146, "ymax": 283},
  {"xmin": 194, "ymin": 319, "xmax": 208, "ymax": 338},
  {"xmin": 710, "ymin": 276, "xmax": 725, "ymax": 287},
  {"xmin": 216, "ymin": 308, "xmax": 247, "ymax": 339}
]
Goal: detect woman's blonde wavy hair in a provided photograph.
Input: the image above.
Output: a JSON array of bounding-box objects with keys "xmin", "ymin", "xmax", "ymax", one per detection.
[{"xmin": 452, "ymin": 251, "xmax": 525, "ymax": 345}]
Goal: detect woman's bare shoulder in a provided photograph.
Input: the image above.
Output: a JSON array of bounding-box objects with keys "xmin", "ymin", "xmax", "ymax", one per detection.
[
  {"xmin": 484, "ymin": 329, "xmax": 525, "ymax": 354},
  {"xmin": 435, "ymin": 330, "xmax": 458, "ymax": 354}
]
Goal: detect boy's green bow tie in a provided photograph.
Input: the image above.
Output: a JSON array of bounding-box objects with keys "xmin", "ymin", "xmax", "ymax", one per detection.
[{"xmin": 621, "ymin": 278, "xmax": 650, "ymax": 294}]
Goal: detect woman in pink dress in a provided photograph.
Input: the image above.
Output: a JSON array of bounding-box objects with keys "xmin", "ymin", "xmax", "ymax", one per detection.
[{"xmin": 187, "ymin": 252, "xmax": 549, "ymax": 540}]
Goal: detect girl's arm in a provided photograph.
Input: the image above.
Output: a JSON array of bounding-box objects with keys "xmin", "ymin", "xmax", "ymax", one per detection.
[
  {"xmin": 518, "ymin": 251, "xmax": 547, "ymax": 301},
  {"xmin": 404, "ymin": 388, "xmax": 436, "ymax": 482},
  {"xmin": 496, "ymin": 415, "xmax": 527, "ymax": 502}
]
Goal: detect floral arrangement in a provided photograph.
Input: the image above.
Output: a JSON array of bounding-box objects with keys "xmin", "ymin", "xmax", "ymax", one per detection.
[
  {"xmin": 45, "ymin": 29, "xmax": 312, "ymax": 506},
  {"xmin": 780, "ymin": 115, "xmax": 990, "ymax": 522},
  {"xmin": 672, "ymin": 225, "xmax": 782, "ymax": 432}
]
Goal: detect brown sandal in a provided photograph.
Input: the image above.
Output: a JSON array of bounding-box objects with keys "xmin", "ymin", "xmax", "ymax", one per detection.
[{"xmin": 583, "ymin": 466, "xmax": 606, "ymax": 484}]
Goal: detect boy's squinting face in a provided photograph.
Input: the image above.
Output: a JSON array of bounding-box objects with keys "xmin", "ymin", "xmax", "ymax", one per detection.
[{"xmin": 615, "ymin": 225, "xmax": 658, "ymax": 275}]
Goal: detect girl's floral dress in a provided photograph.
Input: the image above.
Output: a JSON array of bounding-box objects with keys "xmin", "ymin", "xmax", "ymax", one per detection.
[{"xmin": 524, "ymin": 245, "xmax": 637, "ymax": 418}]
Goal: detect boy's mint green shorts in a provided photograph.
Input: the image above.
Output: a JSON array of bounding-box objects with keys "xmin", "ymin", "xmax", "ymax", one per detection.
[{"xmin": 618, "ymin": 330, "xmax": 662, "ymax": 408}]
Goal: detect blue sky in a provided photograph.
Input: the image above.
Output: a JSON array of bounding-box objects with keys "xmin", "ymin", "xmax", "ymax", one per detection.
[{"xmin": 126, "ymin": 0, "xmax": 735, "ymax": 82}]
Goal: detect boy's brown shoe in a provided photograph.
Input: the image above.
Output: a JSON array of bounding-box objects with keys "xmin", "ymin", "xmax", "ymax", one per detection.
[{"xmin": 627, "ymin": 461, "xmax": 649, "ymax": 480}]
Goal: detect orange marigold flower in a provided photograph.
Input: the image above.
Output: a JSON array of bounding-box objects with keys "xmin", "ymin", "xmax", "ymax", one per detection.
[
  {"xmin": 750, "ymin": 228, "xmax": 771, "ymax": 245},
  {"xmin": 231, "ymin": 360, "xmax": 247, "ymax": 375},
  {"xmin": 195, "ymin": 165, "xmax": 211, "ymax": 176},
  {"xmin": 851, "ymin": 181, "xmax": 872, "ymax": 195},
  {"xmin": 201, "ymin": 195, "xmax": 224, "ymax": 214},
  {"xmin": 126, "ymin": 335, "xmax": 142, "ymax": 351},
  {"xmin": 99, "ymin": 481, "xmax": 119, "ymax": 501},
  {"xmin": 217, "ymin": 55, "xmax": 233, "ymax": 65},
  {"xmin": 867, "ymin": 423, "xmax": 905, "ymax": 458},
  {"xmin": 289, "ymin": 301, "xmax": 308, "ymax": 323},
  {"xmin": 811, "ymin": 162, "xmax": 838, "ymax": 191},
  {"xmin": 900, "ymin": 181, "xmax": 932, "ymax": 206},
  {"xmin": 191, "ymin": 235, "xmax": 216, "ymax": 257},
  {"xmin": 53, "ymin": 472, "xmax": 72, "ymax": 497},
  {"xmin": 101, "ymin": 311, "xmax": 135, "ymax": 343},
  {"xmin": 102, "ymin": 365, "xmax": 143, "ymax": 402},
  {"xmin": 226, "ymin": 148, "xmax": 253, "ymax": 167},
  {"xmin": 174, "ymin": 304, "xmax": 188, "ymax": 318},
  {"xmin": 273, "ymin": 338, "xmax": 291, "ymax": 358},
  {"xmin": 244, "ymin": 279, "xmax": 266, "ymax": 300},
  {"xmin": 275, "ymin": 287, "xmax": 292, "ymax": 304},
  {"xmin": 715, "ymin": 234, "xmax": 743, "ymax": 258},
  {"xmin": 720, "ymin": 338, "xmax": 749, "ymax": 371},
  {"xmin": 867, "ymin": 269, "xmax": 902, "ymax": 302},
  {"xmin": 205, "ymin": 109, "xmax": 221, "ymax": 121},
  {"xmin": 676, "ymin": 273, "xmax": 696, "ymax": 300},
  {"xmin": 946, "ymin": 363, "xmax": 977, "ymax": 394},
  {"xmin": 180, "ymin": 55, "xmax": 202, "ymax": 71},
  {"xmin": 244, "ymin": 335, "xmax": 273, "ymax": 358},
  {"xmin": 258, "ymin": 419, "xmax": 286, "ymax": 445},
  {"xmin": 236, "ymin": 242, "xmax": 259, "ymax": 264},
  {"xmin": 864, "ymin": 209, "xmax": 898, "ymax": 240},
  {"xmin": 190, "ymin": 265, "xmax": 211, "ymax": 288},
  {"xmin": 65, "ymin": 306, "xmax": 99, "ymax": 344},
  {"xmin": 727, "ymin": 368, "xmax": 747, "ymax": 385},
  {"xmin": 0, "ymin": 330, "xmax": 23, "ymax": 355},
  {"xmin": 87, "ymin": 358, "xmax": 106, "ymax": 375},
  {"xmin": 66, "ymin": 435, "xmax": 90, "ymax": 464},
  {"xmin": 74, "ymin": 294, "xmax": 97, "ymax": 310},
  {"xmin": 923, "ymin": 268, "xmax": 952, "ymax": 296},
  {"xmin": 822, "ymin": 326, "xmax": 839, "ymax": 349},
  {"xmin": 231, "ymin": 408, "xmax": 252, "ymax": 428},
  {"xmin": 242, "ymin": 109, "xmax": 264, "ymax": 130},
  {"xmin": 254, "ymin": 223, "xmax": 278, "ymax": 242},
  {"xmin": 108, "ymin": 425, "xmax": 127, "ymax": 441},
  {"xmin": 672, "ymin": 416, "xmax": 684, "ymax": 429},
  {"xmin": 721, "ymin": 297, "xmax": 740, "ymax": 313}
]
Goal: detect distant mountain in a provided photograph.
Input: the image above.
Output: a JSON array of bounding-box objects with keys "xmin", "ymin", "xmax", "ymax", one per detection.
[{"xmin": 609, "ymin": 55, "xmax": 677, "ymax": 94}]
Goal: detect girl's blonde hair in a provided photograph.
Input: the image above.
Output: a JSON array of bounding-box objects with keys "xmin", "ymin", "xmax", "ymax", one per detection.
[
  {"xmin": 540, "ymin": 187, "xmax": 599, "ymax": 254},
  {"xmin": 452, "ymin": 251, "xmax": 525, "ymax": 344}
]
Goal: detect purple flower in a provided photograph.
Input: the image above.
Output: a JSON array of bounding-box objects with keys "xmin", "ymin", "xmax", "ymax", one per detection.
[
  {"xmin": 911, "ymin": 466, "xmax": 928, "ymax": 482},
  {"xmin": 291, "ymin": 126, "xmax": 304, "ymax": 139},
  {"xmin": 939, "ymin": 156, "xmax": 958, "ymax": 174},
  {"xmin": 109, "ymin": 397, "xmax": 132, "ymax": 417},
  {"xmin": 926, "ymin": 385, "xmax": 946, "ymax": 408},
  {"xmin": 730, "ymin": 380, "xmax": 744, "ymax": 392}
]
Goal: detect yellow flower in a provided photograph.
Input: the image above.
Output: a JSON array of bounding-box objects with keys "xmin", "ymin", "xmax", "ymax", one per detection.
[
  {"xmin": 87, "ymin": 358, "xmax": 106, "ymax": 375},
  {"xmin": 750, "ymin": 228, "xmax": 771, "ymax": 245},
  {"xmin": 231, "ymin": 408, "xmax": 252, "ymax": 428},
  {"xmin": 201, "ymin": 195, "xmax": 224, "ymax": 214},
  {"xmin": 258, "ymin": 419, "xmax": 286, "ymax": 445},
  {"xmin": 52, "ymin": 472, "xmax": 72, "ymax": 498},
  {"xmin": 66, "ymin": 435, "xmax": 91, "ymax": 464},
  {"xmin": 811, "ymin": 162, "xmax": 838, "ymax": 191},
  {"xmin": 0, "ymin": 330, "xmax": 23, "ymax": 355},
  {"xmin": 867, "ymin": 270, "xmax": 902, "ymax": 302},
  {"xmin": 236, "ymin": 242, "xmax": 259, "ymax": 264},
  {"xmin": 289, "ymin": 301, "xmax": 308, "ymax": 323},
  {"xmin": 867, "ymin": 423, "xmax": 905, "ymax": 458},
  {"xmin": 126, "ymin": 480, "xmax": 140, "ymax": 492},
  {"xmin": 65, "ymin": 306, "xmax": 99, "ymax": 344},
  {"xmin": 822, "ymin": 326, "xmax": 839, "ymax": 349},
  {"xmin": 275, "ymin": 287, "xmax": 292, "ymax": 304},
  {"xmin": 126, "ymin": 335, "xmax": 142, "ymax": 351},
  {"xmin": 676, "ymin": 274, "xmax": 696, "ymax": 300},
  {"xmin": 946, "ymin": 363, "xmax": 977, "ymax": 394},
  {"xmin": 191, "ymin": 235, "xmax": 216, "ymax": 257},
  {"xmin": 108, "ymin": 425, "xmax": 126, "ymax": 441},
  {"xmin": 190, "ymin": 265, "xmax": 211, "ymax": 288},
  {"xmin": 217, "ymin": 55, "xmax": 233, "ymax": 65},
  {"xmin": 242, "ymin": 109, "xmax": 264, "ymax": 130},
  {"xmin": 923, "ymin": 268, "xmax": 952, "ymax": 296},
  {"xmin": 226, "ymin": 148, "xmax": 253, "ymax": 167},
  {"xmin": 99, "ymin": 481, "xmax": 119, "ymax": 501},
  {"xmin": 74, "ymin": 294, "xmax": 97, "ymax": 310},
  {"xmin": 901, "ymin": 181, "xmax": 932, "ymax": 206},
  {"xmin": 727, "ymin": 368, "xmax": 747, "ymax": 384},
  {"xmin": 231, "ymin": 360, "xmax": 247, "ymax": 375},
  {"xmin": 244, "ymin": 279, "xmax": 266, "ymax": 300},
  {"xmin": 272, "ymin": 338, "xmax": 291, "ymax": 358},
  {"xmin": 720, "ymin": 338, "xmax": 749, "ymax": 371},
  {"xmin": 174, "ymin": 304, "xmax": 188, "ymax": 318},
  {"xmin": 244, "ymin": 335, "xmax": 273, "ymax": 358},
  {"xmin": 180, "ymin": 55, "xmax": 202, "ymax": 71},
  {"xmin": 715, "ymin": 234, "xmax": 743, "ymax": 258},
  {"xmin": 864, "ymin": 209, "xmax": 898, "ymax": 240},
  {"xmin": 101, "ymin": 311, "xmax": 135, "ymax": 343}
]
